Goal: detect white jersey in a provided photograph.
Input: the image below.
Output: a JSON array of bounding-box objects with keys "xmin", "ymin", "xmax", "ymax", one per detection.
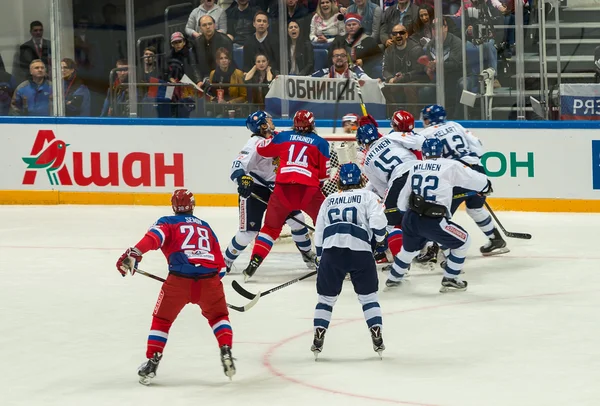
[
  {"xmin": 230, "ymin": 135, "xmax": 278, "ymax": 187},
  {"xmin": 314, "ymin": 189, "xmax": 388, "ymax": 255},
  {"xmin": 398, "ymin": 158, "xmax": 488, "ymax": 218},
  {"xmin": 362, "ymin": 131, "xmax": 424, "ymax": 197},
  {"xmin": 419, "ymin": 121, "xmax": 484, "ymax": 166}
]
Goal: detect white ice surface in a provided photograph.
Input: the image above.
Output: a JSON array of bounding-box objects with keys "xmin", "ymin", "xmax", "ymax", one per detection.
[{"xmin": 1, "ymin": 206, "xmax": 599, "ymax": 406}]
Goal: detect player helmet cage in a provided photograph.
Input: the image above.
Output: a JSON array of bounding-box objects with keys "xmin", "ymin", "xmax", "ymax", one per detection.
[
  {"xmin": 246, "ymin": 111, "xmax": 269, "ymax": 135},
  {"xmin": 171, "ymin": 189, "xmax": 196, "ymax": 213},
  {"xmin": 420, "ymin": 104, "xmax": 447, "ymax": 126},
  {"xmin": 293, "ymin": 110, "xmax": 315, "ymax": 132},
  {"xmin": 391, "ymin": 110, "xmax": 415, "ymax": 132},
  {"xmin": 421, "ymin": 138, "xmax": 443, "ymax": 158},
  {"xmin": 356, "ymin": 123, "xmax": 379, "ymax": 146},
  {"xmin": 338, "ymin": 163, "xmax": 364, "ymax": 190}
]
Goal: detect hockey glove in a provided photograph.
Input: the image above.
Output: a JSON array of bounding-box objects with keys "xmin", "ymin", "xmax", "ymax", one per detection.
[
  {"xmin": 374, "ymin": 235, "xmax": 388, "ymax": 255},
  {"xmin": 116, "ymin": 247, "xmax": 143, "ymax": 277},
  {"xmin": 237, "ymin": 175, "xmax": 254, "ymax": 198},
  {"xmin": 481, "ymin": 180, "xmax": 493, "ymax": 196}
]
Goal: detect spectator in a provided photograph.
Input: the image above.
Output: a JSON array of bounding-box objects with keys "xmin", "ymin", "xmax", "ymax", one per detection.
[
  {"xmin": 382, "ymin": 24, "xmax": 426, "ymax": 115},
  {"xmin": 166, "ymin": 32, "xmax": 203, "ymax": 90},
  {"xmin": 464, "ymin": 1, "xmax": 501, "ymax": 87},
  {"xmin": 313, "ymin": 45, "xmax": 370, "ymax": 78},
  {"xmin": 268, "ymin": 0, "xmax": 311, "ymax": 40},
  {"xmin": 141, "ymin": 46, "xmax": 161, "ymax": 82},
  {"xmin": 329, "ymin": 14, "xmax": 383, "ymax": 78},
  {"xmin": 18, "ymin": 21, "xmax": 51, "ymax": 83},
  {"xmin": 209, "ymin": 47, "xmax": 247, "ymax": 113},
  {"xmin": 61, "ymin": 58, "xmax": 91, "ymax": 117},
  {"xmin": 243, "ymin": 11, "xmax": 280, "ymax": 71},
  {"xmin": 338, "ymin": 0, "xmax": 354, "ymax": 14},
  {"xmin": 186, "ymin": 0, "xmax": 228, "ymax": 39},
  {"xmin": 380, "ymin": 0, "xmax": 419, "ymax": 48},
  {"xmin": 226, "ymin": 0, "xmax": 259, "ymax": 47},
  {"xmin": 288, "ymin": 21, "xmax": 315, "ymax": 75},
  {"xmin": 411, "ymin": 4, "xmax": 433, "ymax": 46},
  {"xmin": 74, "ymin": 16, "xmax": 92, "ymax": 71},
  {"xmin": 101, "ymin": 59, "xmax": 129, "ymax": 117},
  {"xmin": 11, "ymin": 60, "xmax": 52, "ymax": 116},
  {"xmin": 310, "ymin": 0, "xmax": 345, "ymax": 44},
  {"xmin": 195, "ymin": 16, "xmax": 234, "ymax": 80},
  {"xmin": 346, "ymin": 0, "xmax": 382, "ymax": 42},
  {"xmin": 244, "ymin": 53, "xmax": 277, "ymax": 106},
  {"xmin": 0, "ymin": 66, "xmax": 17, "ymax": 116},
  {"xmin": 422, "ymin": 17, "xmax": 465, "ymax": 117}
]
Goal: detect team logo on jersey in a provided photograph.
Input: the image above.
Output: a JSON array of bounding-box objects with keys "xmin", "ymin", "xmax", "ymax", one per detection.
[{"xmin": 21, "ymin": 129, "xmax": 185, "ymax": 188}]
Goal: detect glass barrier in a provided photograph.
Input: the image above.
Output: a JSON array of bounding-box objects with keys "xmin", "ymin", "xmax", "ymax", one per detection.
[{"xmin": 1, "ymin": 0, "xmax": 599, "ymax": 120}]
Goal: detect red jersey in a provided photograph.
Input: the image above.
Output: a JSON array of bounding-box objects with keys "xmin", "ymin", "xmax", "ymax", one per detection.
[
  {"xmin": 135, "ymin": 214, "xmax": 225, "ymax": 277},
  {"xmin": 257, "ymin": 130, "xmax": 330, "ymax": 187}
]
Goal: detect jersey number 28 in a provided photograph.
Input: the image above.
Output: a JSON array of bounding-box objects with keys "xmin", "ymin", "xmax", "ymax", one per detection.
[{"xmin": 180, "ymin": 225, "xmax": 211, "ymax": 251}]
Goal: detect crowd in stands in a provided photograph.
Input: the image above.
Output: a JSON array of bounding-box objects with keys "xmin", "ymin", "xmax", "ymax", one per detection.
[{"xmin": 0, "ymin": 0, "xmax": 536, "ymax": 118}]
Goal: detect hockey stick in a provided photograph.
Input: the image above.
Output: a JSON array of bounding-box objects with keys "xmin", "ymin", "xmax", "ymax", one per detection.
[
  {"xmin": 383, "ymin": 191, "xmax": 479, "ymax": 214},
  {"xmin": 250, "ymin": 192, "xmax": 315, "ymax": 232},
  {"xmin": 134, "ymin": 267, "xmax": 261, "ymax": 312},
  {"xmin": 483, "ymin": 201, "xmax": 532, "ymax": 240},
  {"xmin": 231, "ymin": 269, "xmax": 318, "ymax": 300}
]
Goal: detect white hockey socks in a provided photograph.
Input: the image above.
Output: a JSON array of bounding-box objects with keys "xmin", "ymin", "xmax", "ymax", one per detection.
[
  {"xmin": 225, "ymin": 231, "xmax": 257, "ymax": 265},
  {"xmin": 313, "ymin": 295, "xmax": 338, "ymax": 330},
  {"xmin": 287, "ymin": 215, "xmax": 312, "ymax": 252},
  {"xmin": 443, "ymin": 235, "xmax": 471, "ymax": 278},
  {"xmin": 388, "ymin": 247, "xmax": 420, "ymax": 282},
  {"xmin": 466, "ymin": 207, "xmax": 495, "ymax": 238},
  {"xmin": 358, "ymin": 293, "xmax": 382, "ymax": 330}
]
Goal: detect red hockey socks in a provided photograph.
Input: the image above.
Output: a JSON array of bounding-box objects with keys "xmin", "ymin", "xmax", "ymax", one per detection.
[
  {"xmin": 388, "ymin": 228, "xmax": 403, "ymax": 257},
  {"xmin": 210, "ymin": 316, "xmax": 233, "ymax": 347},
  {"xmin": 146, "ymin": 316, "xmax": 172, "ymax": 358},
  {"xmin": 251, "ymin": 227, "xmax": 280, "ymax": 260}
]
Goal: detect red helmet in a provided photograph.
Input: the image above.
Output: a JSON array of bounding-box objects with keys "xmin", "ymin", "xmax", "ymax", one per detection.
[
  {"xmin": 391, "ymin": 110, "xmax": 415, "ymax": 132},
  {"xmin": 293, "ymin": 110, "xmax": 315, "ymax": 132},
  {"xmin": 171, "ymin": 189, "xmax": 195, "ymax": 213}
]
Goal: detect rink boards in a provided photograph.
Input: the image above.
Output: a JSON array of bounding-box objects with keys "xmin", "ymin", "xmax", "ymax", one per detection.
[{"xmin": 1, "ymin": 119, "xmax": 600, "ymax": 212}]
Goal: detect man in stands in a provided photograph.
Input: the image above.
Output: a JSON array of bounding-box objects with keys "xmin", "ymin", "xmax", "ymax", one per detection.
[
  {"xmin": 380, "ymin": 0, "xmax": 419, "ymax": 48},
  {"xmin": 226, "ymin": 0, "xmax": 259, "ymax": 47},
  {"xmin": 10, "ymin": 60, "xmax": 52, "ymax": 116},
  {"xmin": 312, "ymin": 45, "xmax": 370, "ymax": 79},
  {"xmin": 18, "ymin": 21, "xmax": 51, "ymax": 83},
  {"xmin": 195, "ymin": 15, "xmax": 234, "ymax": 80},
  {"xmin": 243, "ymin": 11, "xmax": 280, "ymax": 72}
]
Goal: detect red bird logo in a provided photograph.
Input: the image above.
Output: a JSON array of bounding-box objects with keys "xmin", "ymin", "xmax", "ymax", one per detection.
[{"xmin": 22, "ymin": 139, "xmax": 69, "ymax": 185}]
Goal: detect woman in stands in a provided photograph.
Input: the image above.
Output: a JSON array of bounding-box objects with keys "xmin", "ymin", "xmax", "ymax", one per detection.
[
  {"xmin": 61, "ymin": 58, "xmax": 91, "ymax": 116},
  {"xmin": 209, "ymin": 47, "xmax": 247, "ymax": 116},
  {"xmin": 288, "ymin": 21, "xmax": 315, "ymax": 76},
  {"xmin": 412, "ymin": 4, "xmax": 434, "ymax": 47},
  {"xmin": 310, "ymin": 0, "xmax": 345, "ymax": 45},
  {"xmin": 244, "ymin": 53, "xmax": 277, "ymax": 108}
]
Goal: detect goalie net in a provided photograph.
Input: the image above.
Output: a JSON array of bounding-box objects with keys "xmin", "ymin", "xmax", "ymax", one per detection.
[{"xmin": 279, "ymin": 133, "xmax": 365, "ymax": 240}]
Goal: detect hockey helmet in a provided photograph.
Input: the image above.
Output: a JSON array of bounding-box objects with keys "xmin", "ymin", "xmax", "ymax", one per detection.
[
  {"xmin": 421, "ymin": 138, "xmax": 443, "ymax": 158},
  {"xmin": 293, "ymin": 110, "xmax": 315, "ymax": 132},
  {"xmin": 356, "ymin": 123, "xmax": 379, "ymax": 146},
  {"xmin": 420, "ymin": 104, "xmax": 447, "ymax": 126},
  {"xmin": 171, "ymin": 189, "xmax": 195, "ymax": 213},
  {"xmin": 391, "ymin": 110, "xmax": 415, "ymax": 132},
  {"xmin": 339, "ymin": 163, "xmax": 362, "ymax": 186},
  {"xmin": 246, "ymin": 110, "xmax": 269, "ymax": 134}
]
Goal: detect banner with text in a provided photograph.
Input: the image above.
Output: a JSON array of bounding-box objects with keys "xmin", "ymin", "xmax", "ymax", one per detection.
[
  {"xmin": 265, "ymin": 75, "xmax": 387, "ymax": 120},
  {"xmin": 560, "ymin": 84, "xmax": 600, "ymax": 120}
]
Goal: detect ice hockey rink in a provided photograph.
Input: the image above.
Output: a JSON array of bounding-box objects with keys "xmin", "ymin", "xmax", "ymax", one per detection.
[{"xmin": 1, "ymin": 205, "xmax": 599, "ymax": 406}]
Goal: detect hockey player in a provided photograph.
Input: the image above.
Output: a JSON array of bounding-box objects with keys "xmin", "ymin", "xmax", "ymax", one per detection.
[
  {"xmin": 312, "ymin": 163, "xmax": 388, "ymax": 358},
  {"xmin": 225, "ymin": 111, "xmax": 314, "ymax": 272},
  {"xmin": 242, "ymin": 109, "xmax": 330, "ymax": 281},
  {"xmin": 357, "ymin": 110, "xmax": 424, "ymax": 265},
  {"xmin": 385, "ymin": 138, "xmax": 493, "ymax": 292},
  {"xmin": 342, "ymin": 113, "xmax": 359, "ymax": 134},
  {"xmin": 115, "ymin": 189, "xmax": 235, "ymax": 385},
  {"xmin": 419, "ymin": 104, "xmax": 509, "ymax": 257}
]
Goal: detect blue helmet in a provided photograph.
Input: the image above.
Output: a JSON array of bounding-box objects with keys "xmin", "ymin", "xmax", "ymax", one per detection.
[
  {"xmin": 356, "ymin": 124, "xmax": 378, "ymax": 146},
  {"xmin": 421, "ymin": 138, "xmax": 443, "ymax": 158},
  {"xmin": 246, "ymin": 110, "xmax": 269, "ymax": 134},
  {"xmin": 421, "ymin": 104, "xmax": 447, "ymax": 125},
  {"xmin": 338, "ymin": 163, "xmax": 363, "ymax": 186}
]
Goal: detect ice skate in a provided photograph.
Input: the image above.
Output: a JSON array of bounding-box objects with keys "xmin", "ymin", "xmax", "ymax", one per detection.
[
  {"xmin": 220, "ymin": 345, "xmax": 236, "ymax": 380},
  {"xmin": 480, "ymin": 229, "xmax": 510, "ymax": 256},
  {"xmin": 384, "ymin": 278, "xmax": 402, "ymax": 289},
  {"xmin": 414, "ymin": 243, "xmax": 439, "ymax": 270},
  {"xmin": 439, "ymin": 277, "xmax": 468, "ymax": 293},
  {"xmin": 299, "ymin": 249, "xmax": 317, "ymax": 269},
  {"xmin": 138, "ymin": 352, "xmax": 162, "ymax": 386},
  {"xmin": 311, "ymin": 327, "xmax": 326, "ymax": 360},
  {"xmin": 374, "ymin": 251, "xmax": 390, "ymax": 264},
  {"xmin": 242, "ymin": 254, "xmax": 263, "ymax": 282},
  {"xmin": 370, "ymin": 326, "xmax": 385, "ymax": 358},
  {"xmin": 381, "ymin": 264, "xmax": 392, "ymax": 273},
  {"xmin": 225, "ymin": 259, "xmax": 234, "ymax": 274}
]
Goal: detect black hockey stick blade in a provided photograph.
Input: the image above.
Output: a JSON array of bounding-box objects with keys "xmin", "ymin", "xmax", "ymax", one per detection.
[
  {"xmin": 134, "ymin": 268, "xmax": 257, "ymax": 312},
  {"xmin": 484, "ymin": 201, "xmax": 532, "ymax": 240},
  {"xmin": 231, "ymin": 270, "xmax": 318, "ymax": 300}
]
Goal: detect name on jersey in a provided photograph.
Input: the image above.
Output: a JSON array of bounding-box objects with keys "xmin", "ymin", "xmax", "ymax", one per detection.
[
  {"xmin": 434, "ymin": 126, "xmax": 456, "ymax": 137},
  {"xmin": 415, "ymin": 162, "xmax": 441, "ymax": 171},
  {"xmin": 289, "ymin": 134, "xmax": 315, "ymax": 144},
  {"xmin": 184, "ymin": 217, "xmax": 203, "ymax": 224},
  {"xmin": 364, "ymin": 138, "xmax": 391, "ymax": 166},
  {"xmin": 327, "ymin": 194, "xmax": 362, "ymax": 207}
]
